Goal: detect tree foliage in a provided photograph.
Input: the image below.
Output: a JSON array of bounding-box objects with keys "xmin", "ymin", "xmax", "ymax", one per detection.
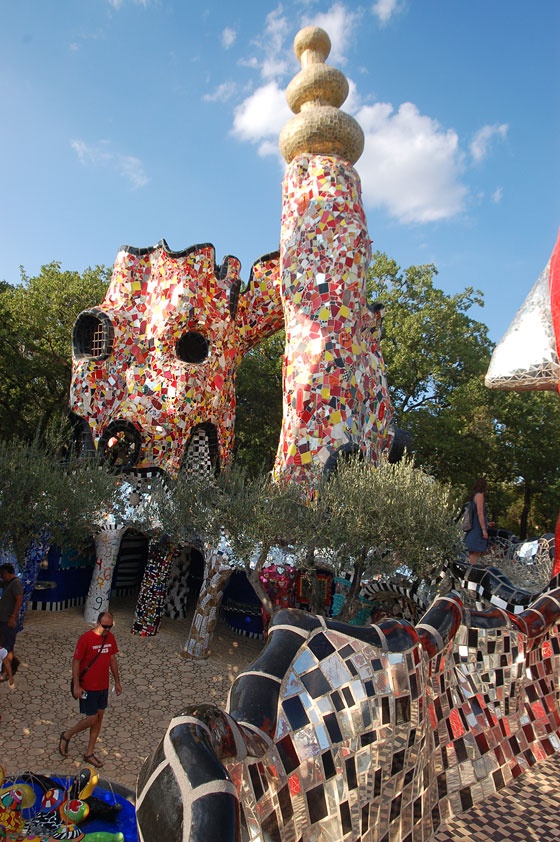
[
  {"xmin": 152, "ymin": 466, "xmax": 303, "ymax": 615},
  {"xmin": 367, "ymin": 251, "xmax": 495, "ymax": 486},
  {"xmin": 311, "ymin": 456, "xmax": 463, "ymax": 579},
  {"xmin": 0, "ymin": 261, "xmax": 110, "ymax": 441},
  {"xmin": 367, "ymin": 251, "xmax": 560, "ymax": 537},
  {"xmin": 155, "ymin": 456, "xmax": 463, "ymax": 619},
  {"xmin": 490, "ymin": 390, "xmax": 560, "ymax": 537},
  {"xmin": 0, "ymin": 438, "xmax": 125, "ymax": 568},
  {"xmin": 234, "ymin": 331, "xmax": 284, "ymax": 474}
]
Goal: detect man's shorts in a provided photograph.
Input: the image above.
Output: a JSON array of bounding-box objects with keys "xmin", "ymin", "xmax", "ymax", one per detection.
[
  {"xmin": 79, "ymin": 688, "xmax": 109, "ymax": 716},
  {"xmin": 0, "ymin": 622, "xmax": 17, "ymax": 653}
]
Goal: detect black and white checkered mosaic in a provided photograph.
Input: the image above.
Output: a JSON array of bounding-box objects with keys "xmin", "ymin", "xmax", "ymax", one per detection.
[{"xmin": 137, "ymin": 572, "xmax": 560, "ymax": 842}]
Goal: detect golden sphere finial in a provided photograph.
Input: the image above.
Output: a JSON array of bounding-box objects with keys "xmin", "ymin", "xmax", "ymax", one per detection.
[{"xmin": 279, "ymin": 26, "xmax": 364, "ymax": 165}]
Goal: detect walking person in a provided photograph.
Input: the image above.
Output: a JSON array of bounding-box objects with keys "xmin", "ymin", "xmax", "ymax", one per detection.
[
  {"xmin": 59, "ymin": 611, "xmax": 122, "ymax": 768},
  {"xmin": 464, "ymin": 478, "xmax": 494, "ymax": 564},
  {"xmin": 0, "ymin": 563, "xmax": 23, "ymax": 688}
]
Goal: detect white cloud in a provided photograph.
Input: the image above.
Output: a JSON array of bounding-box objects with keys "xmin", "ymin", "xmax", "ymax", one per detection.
[
  {"xmin": 238, "ymin": 56, "xmax": 259, "ymax": 69},
  {"xmin": 302, "ymin": 3, "xmax": 361, "ymax": 64},
  {"xmin": 71, "ymin": 139, "xmax": 113, "ymax": 165},
  {"xmin": 203, "ymin": 81, "xmax": 238, "ymax": 103},
  {"xmin": 108, "ymin": 0, "xmax": 149, "ymax": 8},
  {"xmin": 470, "ymin": 123, "xmax": 508, "ymax": 162},
  {"xmin": 71, "ymin": 139, "xmax": 148, "ymax": 189},
  {"xmin": 344, "ymin": 77, "xmax": 363, "ymax": 115},
  {"xmin": 261, "ymin": 55, "xmax": 291, "ymax": 80},
  {"xmin": 371, "ymin": 0, "xmax": 402, "ymax": 25},
  {"xmin": 222, "ymin": 27, "xmax": 237, "ymax": 49},
  {"xmin": 492, "ymin": 186, "xmax": 504, "ymax": 203},
  {"xmin": 264, "ymin": 6, "xmax": 290, "ymax": 58},
  {"xmin": 356, "ymin": 101, "xmax": 468, "ymax": 223},
  {"xmin": 231, "ymin": 82, "xmax": 291, "ymax": 147},
  {"xmin": 117, "ymin": 155, "xmax": 149, "ymax": 188},
  {"xmin": 240, "ymin": 6, "xmax": 294, "ymax": 81},
  {"xmin": 258, "ymin": 140, "xmax": 283, "ymax": 159}
]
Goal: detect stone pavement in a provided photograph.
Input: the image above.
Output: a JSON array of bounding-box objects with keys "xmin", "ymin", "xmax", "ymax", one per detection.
[
  {"xmin": 0, "ymin": 597, "xmax": 263, "ymax": 790},
  {"xmin": 1, "ymin": 598, "xmax": 558, "ymax": 840}
]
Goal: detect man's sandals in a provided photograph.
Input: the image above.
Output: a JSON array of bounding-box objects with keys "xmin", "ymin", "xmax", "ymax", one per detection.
[
  {"xmin": 58, "ymin": 732, "xmax": 70, "ymax": 758},
  {"xmin": 83, "ymin": 753, "xmax": 104, "ymax": 768}
]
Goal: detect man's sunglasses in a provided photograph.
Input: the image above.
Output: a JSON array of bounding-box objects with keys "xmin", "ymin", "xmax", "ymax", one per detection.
[{"xmin": 101, "ymin": 623, "xmax": 113, "ymax": 629}]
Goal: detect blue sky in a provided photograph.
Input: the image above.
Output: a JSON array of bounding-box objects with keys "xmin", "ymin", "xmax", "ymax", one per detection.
[{"xmin": 1, "ymin": 0, "xmax": 558, "ymax": 342}]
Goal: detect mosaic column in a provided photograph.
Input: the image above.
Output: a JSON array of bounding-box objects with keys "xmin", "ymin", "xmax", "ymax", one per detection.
[
  {"xmin": 131, "ymin": 537, "xmax": 176, "ymax": 636},
  {"xmin": 182, "ymin": 543, "xmax": 233, "ymax": 660},
  {"xmin": 274, "ymin": 27, "xmax": 393, "ymax": 490},
  {"xmin": 84, "ymin": 526, "xmax": 126, "ymax": 623},
  {"xmin": 164, "ymin": 548, "xmax": 192, "ymax": 619}
]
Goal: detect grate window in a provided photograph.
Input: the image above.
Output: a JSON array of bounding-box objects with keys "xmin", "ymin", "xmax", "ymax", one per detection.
[
  {"xmin": 91, "ymin": 321, "xmax": 106, "ymax": 357},
  {"xmin": 72, "ymin": 309, "xmax": 114, "ymax": 360}
]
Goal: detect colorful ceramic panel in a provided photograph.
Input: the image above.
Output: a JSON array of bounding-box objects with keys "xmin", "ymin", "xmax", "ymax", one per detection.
[{"xmin": 131, "ymin": 538, "xmax": 176, "ymax": 636}]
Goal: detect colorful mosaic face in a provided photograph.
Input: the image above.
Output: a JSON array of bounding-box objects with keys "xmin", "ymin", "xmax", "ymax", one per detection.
[
  {"xmin": 137, "ymin": 578, "xmax": 560, "ymax": 842},
  {"xmin": 274, "ymin": 154, "xmax": 394, "ymax": 486},
  {"xmin": 69, "ymin": 242, "xmax": 283, "ymax": 478}
]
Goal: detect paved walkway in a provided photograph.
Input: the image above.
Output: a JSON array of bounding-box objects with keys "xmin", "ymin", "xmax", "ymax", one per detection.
[
  {"xmin": 1, "ymin": 598, "xmax": 558, "ymax": 840},
  {"xmin": 0, "ymin": 597, "xmax": 263, "ymax": 790}
]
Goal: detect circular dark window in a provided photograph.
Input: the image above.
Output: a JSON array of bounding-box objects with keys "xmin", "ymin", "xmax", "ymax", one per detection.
[
  {"xmin": 175, "ymin": 332, "xmax": 209, "ymax": 363},
  {"xmin": 72, "ymin": 309, "xmax": 114, "ymax": 360},
  {"xmin": 98, "ymin": 421, "xmax": 142, "ymax": 469}
]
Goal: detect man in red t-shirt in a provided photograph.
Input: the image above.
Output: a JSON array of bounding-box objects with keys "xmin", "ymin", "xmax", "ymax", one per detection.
[{"xmin": 58, "ymin": 611, "xmax": 122, "ymax": 768}]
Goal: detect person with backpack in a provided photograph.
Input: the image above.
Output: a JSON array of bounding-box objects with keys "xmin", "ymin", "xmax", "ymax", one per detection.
[{"xmin": 463, "ymin": 477, "xmax": 494, "ymax": 564}]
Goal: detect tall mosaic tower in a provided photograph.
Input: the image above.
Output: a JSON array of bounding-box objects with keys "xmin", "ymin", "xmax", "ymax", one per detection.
[{"xmin": 274, "ymin": 27, "xmax": 394, "ymax": 488}]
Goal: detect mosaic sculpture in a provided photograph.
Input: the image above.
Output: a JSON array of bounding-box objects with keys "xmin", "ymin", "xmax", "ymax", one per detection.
[
  {"xmin": 84, "ymin": 525, "xmax": 127, "ymax": 624},
  {"xmin": 485, "ymin": 229, "xmax": 560, "ymax": 391},
  {"xmin": 67, "ymin": 27, "xmax": 397, "ymax": 637},
  {"xmin": 70, "ymin": 248, "xmax": 283, "ymax": 629},
  {"xmin": 359, "ymin": 534, "xmax": 556, "ymax": 623},
  {"xmin": 274, "ymin": 26, "xmax": 393, "ymax": 487},
  {"xmin": 136, "ymin": 576, "xmax": 560, "ymax": 842},
  {"xmin": 0, "ymin": 764, "xmax": 129, "ymax": 841},
  {"xmin": 70, "ymin": 245, "xmax": 283, "ymax": 477}
]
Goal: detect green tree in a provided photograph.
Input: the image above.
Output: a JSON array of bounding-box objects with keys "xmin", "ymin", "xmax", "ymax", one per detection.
[
  {"xmin": 367, "ymin": 251, "xmax": 495, "ymax": 490},
  {"xmin": 0, "ymin": 262, "xmax": 110, "ymax": 440},
  {"xmin": 296, "ymin": 456, "xmax": 463, "ymax": 620},
  {"xmin": 234, "ymin": 331, "xmax": 284, "ymax": 474},
  {"xmin": 0, "ymin": 438, "xmax": 125, "ymax": 592},
  {"xmin": 366, "ymin": 251, "xmax": 560, "ymax": 537},
  {"xmin": 152, "ymin": 465, "xmax": 304, "ymax": 657},
  {"xmin": 491, "ymin": 390, "xmax": 560, "ymax": 537}
]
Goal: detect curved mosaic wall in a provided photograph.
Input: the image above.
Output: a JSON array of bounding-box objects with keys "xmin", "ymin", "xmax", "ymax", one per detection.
[{"xmin": 136, "ymin": 574, "xmax": 560, "ymax": 842}]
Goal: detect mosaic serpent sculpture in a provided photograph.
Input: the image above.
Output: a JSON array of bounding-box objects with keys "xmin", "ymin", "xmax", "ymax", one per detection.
[
  {"xmin": 0, "ymin": 765, "xmax": 125, "ymax": 842},
  {"xmin": 360, "ymin": 534, "xmax": 555, "ymax": 621},
  {"xmin": 136, "ymin": 569, "xmax": 560, "ymax": 842}
]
